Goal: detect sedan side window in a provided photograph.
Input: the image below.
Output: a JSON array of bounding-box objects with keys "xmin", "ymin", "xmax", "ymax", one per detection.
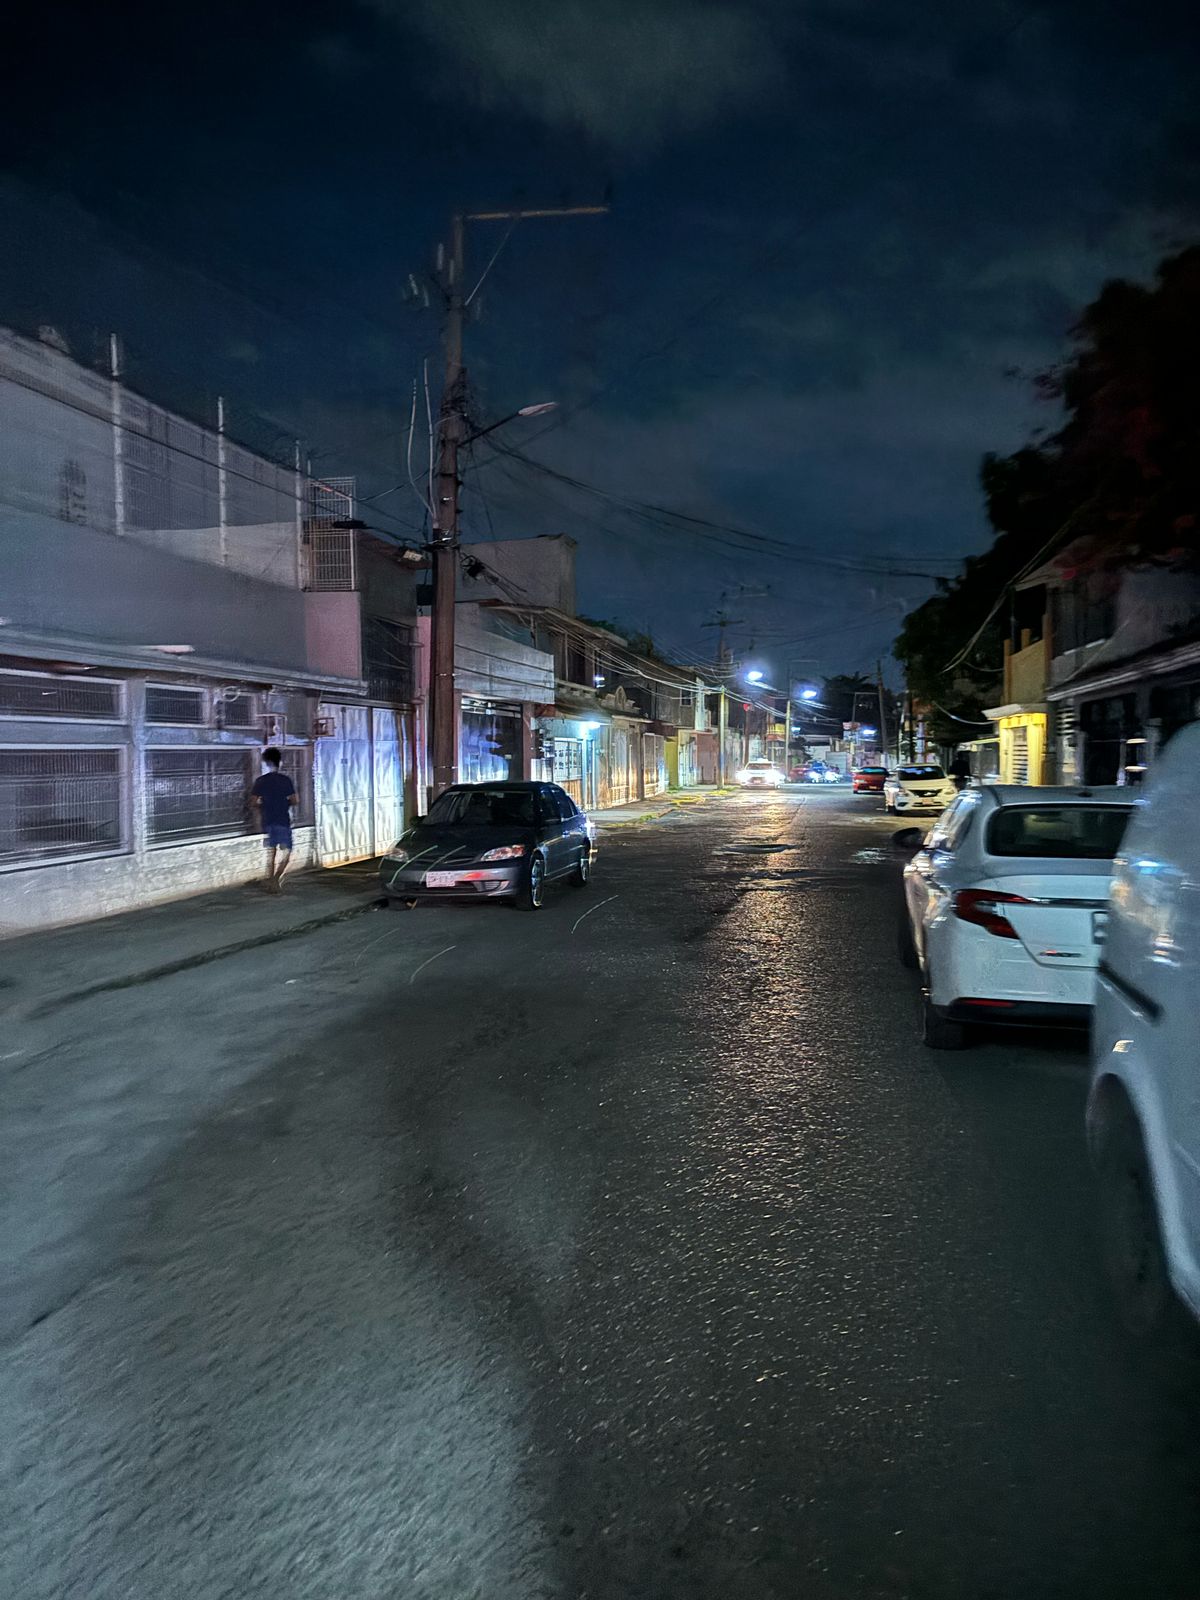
[
  {"xmin": 929, "ymin": 796, "xmax": 976, "ymax": 852},
  {"xmin": 552, "ymin": 787, "xmax": 579, "ymax": 822}
]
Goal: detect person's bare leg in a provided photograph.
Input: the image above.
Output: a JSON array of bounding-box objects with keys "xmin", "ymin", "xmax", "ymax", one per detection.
[
  {"xmin": 273, "ymin": 848, "xmax": 292, "ymax": 887},
  {"xmin": 264, "ymin": 845, "xmax": 277, "ymax": 888}
]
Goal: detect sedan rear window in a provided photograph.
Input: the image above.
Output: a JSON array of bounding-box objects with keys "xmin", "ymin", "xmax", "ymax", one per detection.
[
  {"xmin": 898, "ymin": 765, "xmax": 945, "ymax": 781},
  {"xmin": 987, "ymin": 805, "xmax": 1133, "ymax": 860},
  {"xmin": 858, "ymin": 767, "xmax": 887, "ymax": 775},
  {"xmin": 426, "ymin": 787, "xmax": 536, "ymax": 827}
]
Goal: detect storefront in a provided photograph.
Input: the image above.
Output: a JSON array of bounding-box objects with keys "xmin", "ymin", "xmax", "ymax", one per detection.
[{"xmin": 460, "ymin": 696, "xmax": 523, "ymax": 785}]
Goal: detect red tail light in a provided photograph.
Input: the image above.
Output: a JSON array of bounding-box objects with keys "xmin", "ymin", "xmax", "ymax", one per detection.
[{"xmin": 953, "ymin": 888, "xmax": 1034, "ymax": 939}]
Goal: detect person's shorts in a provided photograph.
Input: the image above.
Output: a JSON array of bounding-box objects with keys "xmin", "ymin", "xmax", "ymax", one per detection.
[{"xmin": 264, "ymin": 823, "xmax": 293, "ymax": 850}]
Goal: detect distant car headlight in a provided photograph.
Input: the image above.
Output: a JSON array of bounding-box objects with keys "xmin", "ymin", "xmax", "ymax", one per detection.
[{"xmin": 479, "ymin": 844, "xmax": 527, "ymax": 861}]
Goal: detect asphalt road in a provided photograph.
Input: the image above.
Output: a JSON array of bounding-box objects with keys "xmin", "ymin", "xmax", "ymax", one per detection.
[{"xmin": 4, "ymin": 788, "xmax": 1200, "ymax": 1599}]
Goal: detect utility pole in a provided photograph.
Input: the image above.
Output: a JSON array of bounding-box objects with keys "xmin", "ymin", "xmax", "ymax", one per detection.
[
  {"xmin": 427, "ymin": 204, "xmax": 607, "ymax": 798},
  {"xmin": 429, "ymin": 214, "xmax": 466, "ymax": 800},
  {"xmin": 876, "ymin": 660, "xmax": 890, "ymax": 768}
]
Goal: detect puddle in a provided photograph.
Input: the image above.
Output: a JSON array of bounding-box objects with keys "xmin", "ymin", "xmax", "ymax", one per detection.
[
  {"xmin": 849, "ymin": 847, "xmax": 891, "ymax": 864},
  {"xmin": 712, "ymin": 841, "xmax": 796, "ymax": 856}
]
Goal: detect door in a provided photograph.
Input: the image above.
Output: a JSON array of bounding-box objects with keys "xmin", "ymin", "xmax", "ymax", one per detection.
[
  {"xmin": 539, "ymin": 785, "xmax": 580, "ymax": 877},
  {"xmin": 314, "ymin": 701, "xmax": 373, "ymax": 864},
  {"xmin": 371, "ymin": 706, "xmax": 408, "ymax": 856}
]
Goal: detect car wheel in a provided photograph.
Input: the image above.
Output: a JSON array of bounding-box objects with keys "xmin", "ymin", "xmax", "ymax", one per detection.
[
  {"xmin": 572, "ymin": 848, "xmax": 591, "ymax": 888},
  {"xmin": 897, "ymin": 905, "xmax": 919, "ymax": 970},
  {"xmin": 524, "ymin": 852, "xmax": 546, "ymax": 910},
  {"xmin": 922, "ymin": 993, "xmax": 966, "ymax": 1050},
  {"xmin": 1097, "ymin": 1104, "xmax": 1181, "ymax": 1339}
]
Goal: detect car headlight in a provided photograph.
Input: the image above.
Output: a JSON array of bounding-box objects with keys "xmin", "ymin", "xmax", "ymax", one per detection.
[
  {"xmin": 387, "ymin": 845, "xmax": 410, "ymax": 863},
  {"xmin": 480, "ymin": 844, "xmax": 527, "ymax": 861}
]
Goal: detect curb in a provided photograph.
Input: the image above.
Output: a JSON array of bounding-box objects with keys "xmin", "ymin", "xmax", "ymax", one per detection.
[{"xmin": 23, "ymin": 896, "xmax": 383, "ymax": 1021}]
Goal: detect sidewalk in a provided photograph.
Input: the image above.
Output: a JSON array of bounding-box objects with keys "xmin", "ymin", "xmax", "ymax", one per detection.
[
  {"xmin": 1, "ymin": 789, "xmax": 735, "ymax": 1022},
  {"xmin": 590, "ymin": 785, "xmax": 735, "ymax": 830},
  {"xmin": 2, "ymin": 860, "xmax": 384, "ymax": 1023}
]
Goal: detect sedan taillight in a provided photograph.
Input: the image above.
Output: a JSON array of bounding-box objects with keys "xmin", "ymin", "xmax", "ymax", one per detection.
[{"xmin": 952, "ymin": 888, "xmax": 1034, "ymax": 939}]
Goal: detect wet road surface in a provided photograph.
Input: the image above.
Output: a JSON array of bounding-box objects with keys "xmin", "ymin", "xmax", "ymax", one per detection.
[{"xmin": 4, "ymin": 789, "xmax": 1200, "ymax": 1598}]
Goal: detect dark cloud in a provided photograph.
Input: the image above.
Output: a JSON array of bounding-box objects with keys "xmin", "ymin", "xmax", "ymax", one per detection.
[{"xmin": 365, "ymin": 0, "xmax": 792, "ymax": 151}]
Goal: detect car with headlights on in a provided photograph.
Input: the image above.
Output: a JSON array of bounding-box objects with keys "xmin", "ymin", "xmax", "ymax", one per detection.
[
  {"xmin": 737, "ymin": 759, "xmax": 784, "ymax": 789},
  {"xmin": 897, "ymin": 785, "xmax": 1133, "ymax": 1049},
  {"xmin": 883, "ymin": 762, "xmax": 957, "ymax": 814},
  {"xmin": 380, "ymin": 781, "xmax": 593, "ymax": 910}
]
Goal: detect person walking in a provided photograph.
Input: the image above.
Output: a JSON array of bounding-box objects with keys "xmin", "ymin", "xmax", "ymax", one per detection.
[
  {"xmin": 251, "ymin": 746, "xmax": 297, "ymax": 891},
  {"xmin": 949, "ymin": 750, "xmax": 972, "ymax": 792}
]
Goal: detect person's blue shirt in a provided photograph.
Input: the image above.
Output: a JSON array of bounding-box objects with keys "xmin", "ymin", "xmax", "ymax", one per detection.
[{"xmin": 252, "ymin": 771, "xmax": 295, "ymax": 827}]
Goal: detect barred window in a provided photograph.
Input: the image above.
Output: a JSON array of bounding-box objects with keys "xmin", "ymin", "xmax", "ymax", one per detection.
[
  {"xmin": 0, "ymin": 748, "xmax": 124, "ymax": 864},
  {"xmin": 0, "ymin": 671, "xmax": 122, "ymax": 721},
  {"xmin": 147, "ymin": 749, "xmax": 252, "ymax": 843},
  {"xmin": 146, "ymin": 684, "xmax": 207, "ymax": 725},
  {"xmin": 217, "ymin": 691, "xmax": 259, "ymax": 729}
]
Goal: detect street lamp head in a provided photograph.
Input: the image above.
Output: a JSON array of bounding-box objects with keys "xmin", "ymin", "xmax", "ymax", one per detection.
[
  {"xmin": 517, "ymin": 402, "xmax": 557, "ymax": 417},
  {"xmin": 800, "ymin": 687, "xmax": 818, "ymax": 700},
  {"xmin": 745, "ymin": 669, "xmax": 765, "ymax": 683}
]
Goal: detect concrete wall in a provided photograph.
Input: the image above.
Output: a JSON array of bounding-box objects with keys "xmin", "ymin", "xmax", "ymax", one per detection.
[
  {"xmin": 3, "ymin": 507, "xmax": 315, "ymax": 677},
  {"xmin": 0, "ymin": 325, "xmax": 303, "ymax": 588},
  {"xmin": 0, "ymin": 828, "xmax": 317, "ymax": 938},
  {"xmin": 459, "ymin": 534, "xmax": 577, "ymax": 613},
  {"xmin": 454, "ymin": 606, "xmax": 555, "ymax": 701}
]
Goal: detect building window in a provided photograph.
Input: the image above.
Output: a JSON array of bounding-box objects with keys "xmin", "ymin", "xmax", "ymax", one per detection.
[
  {"xmin": 216, "ymin": 690, "xmax": 259, "ymax": 729},
  {"xmin": 146, "ymin": 684, "xmax": 208, "ymax": 725},
  {"xmin": 147, "ymin": 748, "xmax": 252, "ymax": 843},
  {"xmin": 364, "ymin": 617, "xmax": 415, "ymax": 703},
  {"xmin": 0, "ymin": 748, "xmax": 124, "ymax": 864},
  {"xmin": 0, "ymin": 670, "xmax": 123, "ymax": 721}
]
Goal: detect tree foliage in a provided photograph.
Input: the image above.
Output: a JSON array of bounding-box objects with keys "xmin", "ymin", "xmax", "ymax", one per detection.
[{"xmin": 895, "ymin": 244, "xmax": 1200, "ymax": 743}]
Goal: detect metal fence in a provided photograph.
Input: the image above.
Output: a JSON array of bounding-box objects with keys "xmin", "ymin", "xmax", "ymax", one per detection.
[{"xmin": 0, "ymin": 748, "xmax": 124, "ymax": 863}]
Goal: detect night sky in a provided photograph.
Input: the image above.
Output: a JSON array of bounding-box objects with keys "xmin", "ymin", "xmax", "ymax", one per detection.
[{"xmin": 3, "ymin": 0, "xmax": 1197, "ymax": 680}]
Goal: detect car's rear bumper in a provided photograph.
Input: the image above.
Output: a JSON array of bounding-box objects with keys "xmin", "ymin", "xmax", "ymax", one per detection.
[{"xmin": 940, "ymin": 998, "xmax": 1090, "ymax": 1028}]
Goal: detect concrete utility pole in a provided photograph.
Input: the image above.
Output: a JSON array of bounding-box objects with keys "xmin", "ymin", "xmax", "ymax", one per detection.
[{"xmin": 427, "ymin": 204, "xmax": 607, "ymax": 797}]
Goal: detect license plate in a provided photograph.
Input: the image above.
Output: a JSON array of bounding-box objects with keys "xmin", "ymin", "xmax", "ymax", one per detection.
[
  {"xmin": 425, "ymin": 870, "xmax": 457, "ymax": 888},
  {"xmin": 1093, "ymin": 910, "xmax": 1109, "ymax": 943}
]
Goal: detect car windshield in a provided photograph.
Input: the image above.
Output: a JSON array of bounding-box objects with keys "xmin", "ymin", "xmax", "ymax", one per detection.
[
  {"xmin": 898, "ymin": 765, "xmax": 945, "ymax": 780},
  {"xmin": 987, "ymin": 804, "xmax": 1133, "ymax": 860},
  {"xmin": 858, "ymin": 767, "xmax": 887, "ymax": 775},
  {"xmin": 747, "ymin": 761, "xmax": 773, "ymax": 769},
  {"xmin": 425, "ymin": 787, "xmax": 536, "ymax": 828}
]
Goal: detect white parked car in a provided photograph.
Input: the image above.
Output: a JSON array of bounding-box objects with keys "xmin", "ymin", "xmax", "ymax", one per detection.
[
  {"xmin": 737, "ymin": 759, "xmax": 784, "ymax": 789},
  {"xmin": 898, "ymin": 785, "xmax": 1133, "ymax": 1049},
  {"xmin": 1087, "ymin": 724, "xmax": 1200, "ymax": 1336},
  {"xmin": 884, "ymin": 763, "xmax": 958, "ymax": 814}
]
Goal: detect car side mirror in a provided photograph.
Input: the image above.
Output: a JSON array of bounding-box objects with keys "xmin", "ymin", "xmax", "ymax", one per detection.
[{"xmin": 892, "ymin": 827, "xmax": 924, "ymax": 853}]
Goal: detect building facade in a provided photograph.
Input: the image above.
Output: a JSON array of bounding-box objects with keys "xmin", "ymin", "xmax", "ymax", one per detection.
[{"xmin": 0, "ymin": 326, "xmax": 366, "ymax": 933}]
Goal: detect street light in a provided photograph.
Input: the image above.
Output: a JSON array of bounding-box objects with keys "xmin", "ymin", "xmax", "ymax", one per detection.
[
  {"xmin": 745, "ymin": 669, "xmax": 765, "ymax": 683},
  {"xmin": 799, "ymin": 687, "xmax": 818, "ymax": 701}
]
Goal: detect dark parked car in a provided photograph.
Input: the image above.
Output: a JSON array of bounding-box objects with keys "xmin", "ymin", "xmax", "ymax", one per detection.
[{"xmin": 379, "ymin": 781, "xmax": 594, "ymax": 909}]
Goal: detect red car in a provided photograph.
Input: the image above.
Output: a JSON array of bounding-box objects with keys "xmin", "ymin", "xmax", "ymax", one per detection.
[{"xmin": 852, "ymin": 766, "xmax": 889, "ymax": 793}]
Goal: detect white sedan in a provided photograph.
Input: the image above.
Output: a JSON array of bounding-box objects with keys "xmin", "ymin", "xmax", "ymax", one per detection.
[
  {"xmin": 883, "ymin": 763, "xmax": 958, "ymax": 814},
  {"xmin": 737, "ymin": 759, "xmax": 785, "ymax": 789},
  {"xmin": 897, "ymin": 785, "xmax": 1133, "ymax": 1049}
]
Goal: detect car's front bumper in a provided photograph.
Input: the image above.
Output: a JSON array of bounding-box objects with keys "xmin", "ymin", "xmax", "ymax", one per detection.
[
  {"xmin": 894, "ymin": 794, "xmax": 952, "ymax": 812},
  {"xmin": 379, "ymin": 857, "xmax": 524, "ymax": 899}
]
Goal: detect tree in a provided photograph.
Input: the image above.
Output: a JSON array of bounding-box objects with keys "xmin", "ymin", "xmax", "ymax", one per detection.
[{"xmin": 895, "ymin": 244, "xmax": 1200, "ymax": 741}]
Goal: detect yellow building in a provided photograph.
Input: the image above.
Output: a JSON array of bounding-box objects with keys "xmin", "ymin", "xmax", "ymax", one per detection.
[{"xmin": 984, "ymin": 625, "xmax": 1052, "ymax": 785}]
